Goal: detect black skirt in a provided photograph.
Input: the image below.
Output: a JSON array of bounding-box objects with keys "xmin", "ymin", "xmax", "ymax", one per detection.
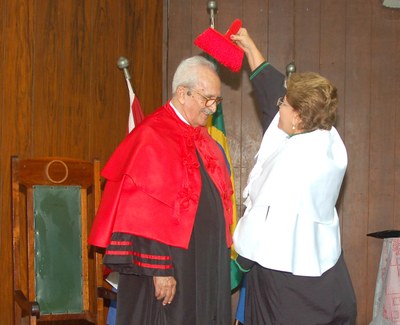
[{"xmin": 244, "ymin": 252, "xmax": 357, "ymax": 325}]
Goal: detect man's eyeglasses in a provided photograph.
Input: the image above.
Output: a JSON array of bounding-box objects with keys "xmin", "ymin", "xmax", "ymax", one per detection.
[{"xmin": 188, "ymin": 89, "xmax": 223, "ymax": 107}]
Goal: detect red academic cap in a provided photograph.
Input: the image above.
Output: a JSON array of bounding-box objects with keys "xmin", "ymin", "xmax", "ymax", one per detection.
[{"xmin": 194, "ymin": 19, "xmax": 244, "ymax": 72}]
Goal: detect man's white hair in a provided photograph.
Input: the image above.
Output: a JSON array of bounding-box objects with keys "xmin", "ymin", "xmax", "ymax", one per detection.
[{"xmin": 172, "ymin": 56, "xmax": 217, "ymax": 95}]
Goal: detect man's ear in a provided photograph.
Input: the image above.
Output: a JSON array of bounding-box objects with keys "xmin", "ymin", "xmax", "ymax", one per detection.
[{"xmin": 176, "ymin": 86, "xmax": 187, "ymax": 104}]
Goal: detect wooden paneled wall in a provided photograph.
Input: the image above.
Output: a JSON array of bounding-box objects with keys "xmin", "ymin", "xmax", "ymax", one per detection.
[
  {"xmin": 0, "ymin": 0, "xmax": 162, "ymax": 323},
  {"xmin": 165, "ymin": 0, "xmax": 400, "ymax": 324},
  {"xmin": 1, "ymin": 0, "xmax": 400, "ymax": 324}
]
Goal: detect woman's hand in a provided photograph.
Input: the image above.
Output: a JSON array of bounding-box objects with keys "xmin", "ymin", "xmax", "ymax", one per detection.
[
  {"xmin": 153, "ymin": 276, "xmax": 177, "ymax": 306},
  {"xmin": 231, "ymin": 28, "xmax": 255, "ymax": 52},
  {"xmin": 231, "ymin": 27, "xmax": 266, "ymax": 71}
]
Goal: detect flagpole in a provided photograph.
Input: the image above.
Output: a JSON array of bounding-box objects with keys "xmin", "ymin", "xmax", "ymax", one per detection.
[
  {"xmin": 284, "ymin": 61, "xmax": 296, "ymax": 88},
  {"xmin": 117, "ymin": 56, "xmax": 132, "ymax": 81},
  {"xmin": 207, "ymin": 1, "xmax": 217, "ymax": 29},
  {"xmin": 205, "ymin": 5, "xmax": 240, "ymax": 324},
  {"xmin": 117, "ymin": 56, "xmax": 144, "ymax": 133},
  {"xmin": 286, "ymin": 61, "xmax": 296, "ymax": 78}
]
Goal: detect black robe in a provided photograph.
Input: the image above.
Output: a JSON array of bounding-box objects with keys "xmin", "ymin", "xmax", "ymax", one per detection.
[{"xmin": 104, "ymin": 152, "xmax": 231, "ymax": 325}]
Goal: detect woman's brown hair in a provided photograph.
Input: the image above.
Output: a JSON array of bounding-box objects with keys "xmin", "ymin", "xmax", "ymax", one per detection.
[{"xmin": 286, "ymin": 72, "xmax": 338, "ymax": 131}]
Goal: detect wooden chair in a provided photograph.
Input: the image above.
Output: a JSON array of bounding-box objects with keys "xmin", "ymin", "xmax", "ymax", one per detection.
[{"xmin": 11, "ymin": 156, "xmax": 111, "ymax": 324}]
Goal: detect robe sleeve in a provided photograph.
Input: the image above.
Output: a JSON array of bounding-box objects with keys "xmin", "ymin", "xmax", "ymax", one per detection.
[
  {"xmin": 103, "ymin": 232, "xmax": 175, "ymax": 277},
  {"xmin": 250, "ymin": 62, "xmax": 286, "ymax": 132}
]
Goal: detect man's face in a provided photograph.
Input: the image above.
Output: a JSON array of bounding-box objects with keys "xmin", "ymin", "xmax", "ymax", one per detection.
[{"xmin": 180, "ymin": 69, "xmax": 222, "ymax": 127}]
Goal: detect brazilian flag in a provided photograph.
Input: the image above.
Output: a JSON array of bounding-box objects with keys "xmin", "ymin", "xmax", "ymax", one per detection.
[
  {"xmin": 207, "ymin": 102, "xmax": 238, "ymax": 247},
  {"xmin": 207, "ymin": 101, "xmax": 242, "ymax": 292},
  {"xmin": 207, "ymin": 102, "xmax": 237, "ymax": 255}
]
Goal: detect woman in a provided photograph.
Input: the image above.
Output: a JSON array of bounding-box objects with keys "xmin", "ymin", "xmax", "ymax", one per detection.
[{"xmin": 231, "ymin": 28, "xmax": 357, "ymax": 324}]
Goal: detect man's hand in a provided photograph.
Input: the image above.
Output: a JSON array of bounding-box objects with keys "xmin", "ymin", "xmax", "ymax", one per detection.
[{"xmin": 153, "ymin": 276, "xmax": 177, "ymax": 306}]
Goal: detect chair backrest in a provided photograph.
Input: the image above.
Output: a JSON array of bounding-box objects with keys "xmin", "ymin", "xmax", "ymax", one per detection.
[{"xmin": 12, "ymin": 156, "xmax": 105, "ymax": 324}]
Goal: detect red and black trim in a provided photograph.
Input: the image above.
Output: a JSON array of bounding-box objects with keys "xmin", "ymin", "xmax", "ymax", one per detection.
[{"xmin": 103, "ymin": 232, "xmax": 174, "ymax": 277}]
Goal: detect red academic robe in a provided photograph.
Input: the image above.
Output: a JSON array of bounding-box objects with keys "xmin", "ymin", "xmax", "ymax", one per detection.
[{"xmin": 88, "ymin": 101, "xmax": 233, "ymax": 250}]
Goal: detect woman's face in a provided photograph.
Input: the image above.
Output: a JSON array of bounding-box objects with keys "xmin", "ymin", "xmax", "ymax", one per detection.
[{"xmin": 277, "ymin": 96, "xmax": 301, "ymax": 135}]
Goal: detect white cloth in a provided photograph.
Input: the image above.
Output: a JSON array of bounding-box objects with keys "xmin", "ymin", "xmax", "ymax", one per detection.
[
  {"xmin": 370, "ymin": 238, "xmax": 400, "ymax": 325},
  {"xmin": 233, "ymin": 113, "xmax": 348, "ymax": 276}
]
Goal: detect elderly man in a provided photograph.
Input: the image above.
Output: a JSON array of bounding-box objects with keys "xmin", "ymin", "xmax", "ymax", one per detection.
[{"xmin": 89, "ymin": 56, "xmax": 233, "ymax": 325}]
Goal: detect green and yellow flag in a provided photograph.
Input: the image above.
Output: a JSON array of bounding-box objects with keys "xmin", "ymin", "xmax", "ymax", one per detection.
[{"xmin": 207, "ymin": 103, "xmax": 238, "ymax": 260}]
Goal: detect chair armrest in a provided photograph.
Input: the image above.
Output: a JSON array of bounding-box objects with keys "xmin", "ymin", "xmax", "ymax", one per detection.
[{"xmin": 14, "ymin": 290, "xmax": 40, "ymax": 317}]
